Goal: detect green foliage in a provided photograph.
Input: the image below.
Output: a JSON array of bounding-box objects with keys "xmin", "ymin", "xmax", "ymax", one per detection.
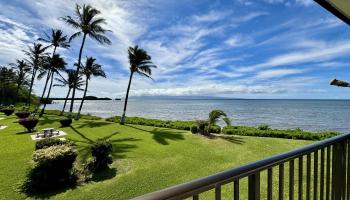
[
  {"xmin": 190, "ymin": 124, "xmax": 198, "ymax": 134},
  {"xmin": 208, "ymin": 109, "xmax": 227, "ymax": 127},
  {"xmin": 21, "ymin": 145, "xmax": 77, "ymax": 193},
  {"xmin": 222, "ymin": 126, "xmax": 339, "ymax": 140},
  {"xmin": 196, "ymin": 120, "xmax": 209, "ymax": 135},
  {"xmin": 87, "ymin": 140, "xmax": 113, "ymax": 172},
  {"xmin": 35, "ymin": 138, "xmax": 68, "ymax": 150},
  {"xmin": 258, "ymin": 124, "xmax": 270, "ymax": 130},
  {"xmin": 106, "ymin": 116, "xmax": 193, "ymax": 130},
  {"xmin": 208, "ymin": 125, "xmax": 221, "ymax": 133}
]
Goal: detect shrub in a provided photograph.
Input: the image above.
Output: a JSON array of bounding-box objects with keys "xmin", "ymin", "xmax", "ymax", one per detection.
[
  {"xmin": 87, "ymin": 140, "xmax": 113, "ymax": 172},
  {"xmin": 208, "ymin": 125, "xmax": 221, "ymax": 133},
  {"xmin": 196, "ymin": 120, "xmax": 209, "ymax": 135},
  {"xmin": 222, "ymin": 126, "xmax": 338, "ymax": 141},
  {"xmin": 15, "ymin": 111, "xmax": 31, "ymax": 119},
  {"xmin": 35, "ymin": 138, "xmax": 68, "ymax": 150},
  {"xmin": 21, "ymin": 145, "xmax": 77, "ymax": 193},
  {"xmin": 106, "ymin": 116, "xmax": 193, "ymax": 130},
  {"xmin": 18, "ymin": 116, "xmax": 39, "ymax": 132},
  {"xmin": 60, "ymin": 118, "xmax": 72, "ymax": 127},
  {"xmin": 258, "ymin": 124, "xmax": 270, "ymax": 130},
  {"xmin": 190, "ymin": 124, "xmax": 198, "ymax": 134},
  {"xmin": 1, "ymin": 107, "xmax": 14, "ymax": 116}
]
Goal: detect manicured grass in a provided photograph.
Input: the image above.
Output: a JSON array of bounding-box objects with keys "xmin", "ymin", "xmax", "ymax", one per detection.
[{"xmin": 0, "ymin": 112, "xmax": 313, "ymax": 199}]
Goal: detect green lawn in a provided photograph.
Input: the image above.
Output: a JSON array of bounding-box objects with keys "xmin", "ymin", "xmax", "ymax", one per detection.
[{"xmin": 0, "ymin": 112, "xmax": 313, "ymax": 199}]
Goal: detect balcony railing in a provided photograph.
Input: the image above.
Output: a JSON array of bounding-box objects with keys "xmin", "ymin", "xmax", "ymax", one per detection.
[{"xmin": 133, "ymin": 133, "xmax": 350, "ymax": 200}]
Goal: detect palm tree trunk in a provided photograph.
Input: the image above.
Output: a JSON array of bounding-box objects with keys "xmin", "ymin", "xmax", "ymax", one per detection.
[
  {"xmin": 28, "ymin": 68, "xmax": 37, "ymax": 107},
  {"xmin": 68, "ymin": 33, "xmax": 87, "ymax": 119},
  {"xmin": 61, "ymin": 88, "xmax": 71, "ymax": 116},
  {"xmin": 37, "ymin": 46, "xmax": 57, "ymax": 113},
  {"xmin": 120, "ymin": 72, "xmax": 134, "ymax": 125},
  {"xmin": 14, "ymin": 82, "xmax": 21, "ymax": 105},
  {"xmin": 75, "ymin": 78, "xmax": 88, "ymax": 120},
  {"xmin": 39, "ymin": 72, "xmax": 54, "ymax": 117}
]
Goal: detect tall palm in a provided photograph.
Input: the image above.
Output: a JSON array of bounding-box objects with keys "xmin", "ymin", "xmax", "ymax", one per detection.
[
  {"xmin": 24, "ymin": 43, "xmax": 48, "ymax": 106},
  {"xmin": 61, "ymin": 4, "xmax": 111, "ymax": 119},
  {"xmin": 120, "ymin": 45, "xmax": 157, "ymax": 124},
  {"xmin": 10, "ymin": 60, "xmax": 31, "ymax": 104},
  {"xmin": 54, "ymin": 69, "xmax": 84, "ymax": 116},
  {"xmin": 37, "ymin": 29, "xmax": 70, "ymax": 110},
  {"xmin": 76, "ymin": 57, "xmax": 106, "ymax": 120},
  {"xmin": 39, "ymin": 54, "xmax": 67, "ymax": 117}
]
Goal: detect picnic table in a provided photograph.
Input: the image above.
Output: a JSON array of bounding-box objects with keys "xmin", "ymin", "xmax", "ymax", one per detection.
[{"xmin": 36, "ymin": 128, "xmax": 59, "ymax": 138}]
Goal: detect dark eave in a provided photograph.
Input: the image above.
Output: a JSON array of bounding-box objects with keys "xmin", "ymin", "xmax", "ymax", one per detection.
[{"xmin": 314, "ymin": 0, "xmax": 350, "ymax": 26}]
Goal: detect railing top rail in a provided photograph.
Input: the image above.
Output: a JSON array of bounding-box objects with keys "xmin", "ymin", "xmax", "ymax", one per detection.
[{"xmin": 133, "ymin": 133, "xmax": 350, "ymax": 200}]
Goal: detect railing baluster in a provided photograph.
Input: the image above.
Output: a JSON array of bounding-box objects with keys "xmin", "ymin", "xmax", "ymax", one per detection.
[
  {"xmin": 193, "ymin": 194, "xmax": 199, "ymax": 200},
  {"xmin": 234, "ymin": 179, "xmax": 239, "ymax": 200},
  {"xmin": 215, "ymin": 185, "xmax": 221, "ymax": 200},
  {"xmin": 314, "ymin": 151, "xmax": 318, "ymax": 200},
  {"xmin": 307, "ymin": 154, "xmax": 311, "ymax": 200},
  {"xmin": 248, "ymin": 172, "xmax": 260, "ymax": 200},
  {"xmin": 347, "ymin": 140, "xmax": 350, "ymax": 200},
  {"xmin": 290, "ymin": 160, "xmax": 294, "ymax": 200},
  {"xmin": 326, "ymin": 146, "xmax": 331, "ymax": 200},
  {"xmin": 268, "ymin": 168, "xmax": 272, "ymax": 200},
  {"xmin": 320, "ymin": 148, "xmax": 325, "ymax": 200},
  {"xmin": 298, "ymin": 156, "xmax": 303, "ymax": 200},
  {"xmin": 279, "ymin": 164, "xmax": 284, "ymax": 200}
]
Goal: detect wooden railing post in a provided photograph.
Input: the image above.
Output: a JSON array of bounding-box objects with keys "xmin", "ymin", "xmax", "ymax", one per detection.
[
  {"xmin": 248, "ymin": 172, "xmax": 260, "ymax": 200},
  {"xmin": 332, "ymin": 142, "xmax": 347, "ymax": 200}
]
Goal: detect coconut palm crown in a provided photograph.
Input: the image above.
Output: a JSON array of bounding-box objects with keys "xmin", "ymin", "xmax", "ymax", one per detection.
[{"xmin": 60, "ymin": 4, "xmax": 111, "ymax": 119}]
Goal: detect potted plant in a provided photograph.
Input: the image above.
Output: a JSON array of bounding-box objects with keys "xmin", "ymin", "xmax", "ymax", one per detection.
[
  {"xmin": 60, "ymin": 118, "xmax": 72, "ymax": 127},
  {"xmin": 15, "ymin": 106, "xmax": 31, "ymax": 119},
  {"xmin": 19, "ymin": 116, "xmax": 39, "ymax": 132},
  {"xmin": 1, "ymin": 105, "xmax": 15, "ymax": 116}
]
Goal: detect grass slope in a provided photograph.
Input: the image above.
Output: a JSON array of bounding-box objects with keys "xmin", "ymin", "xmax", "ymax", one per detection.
[{"xmin": 0, "ymin": 113, "xmax": 312, "ymax": 199}]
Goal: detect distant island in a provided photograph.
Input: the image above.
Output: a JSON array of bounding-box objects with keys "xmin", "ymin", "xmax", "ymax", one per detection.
[{"xmin": 44, "ymin": 96, "xmax": 121, "ymax": 103}]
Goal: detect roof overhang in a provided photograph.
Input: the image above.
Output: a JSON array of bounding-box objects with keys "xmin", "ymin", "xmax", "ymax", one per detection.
[{"xmin": 314, "ymin": 0, "xmax": 350, "ymax": 26}]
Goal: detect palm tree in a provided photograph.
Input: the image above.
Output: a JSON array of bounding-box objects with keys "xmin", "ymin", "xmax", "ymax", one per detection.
[
  {"xmin": 120, "ymin": 45, "xmax": 157, "ymax": 124},
  {"xmin": 54, "ymin": 69, "xmax": 84, "ymax": 116},
  {"xmin": 37, "ymin": 29, "xmax": 70, "ymax": 110},
  {"xmin": 208, "ymin": 109, "xmax": 228, "ymax": 129},
  {"xmin": 39, "ymin": 54, "xmax": 67, "ymax": 117},
  {"xmin": 76, "ymin": 57, "xmax": 106, "ymax": 120},
  {"xmin": 61, "ymin": 4, "xmax": 111, "ymax": 119},
  {"xmin": 24, "ymin": 43, "xmax": 48, "ymax": 106},
  {"xmin": 0, "ymin": 67, "xmax": 16, "ymax": 105},
  {"xmin": 10, "ymin": 60, "xmax": 31, "ymax": 104}
]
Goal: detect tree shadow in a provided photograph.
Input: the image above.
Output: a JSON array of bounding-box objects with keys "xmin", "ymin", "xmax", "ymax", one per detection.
[
  {"xmin": 75, "ymin": 121, "xmax": 113, "ymax": 129},
  {"xmin": 38, "ymin": 116, "xmax": 59, "ymax": 126},
  {"xmin": 91, "ymin": 167, "xmax": 117, "ymax": 182},
  {"xmin": 219, "ymin": 135, "xmax": 245, "ymax": 145},
  {"xmin": 126, "ymin": 125, "xmax": 184, "ymax": 145}
]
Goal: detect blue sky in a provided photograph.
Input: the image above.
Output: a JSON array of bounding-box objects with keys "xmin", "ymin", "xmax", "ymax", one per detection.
[{"xmin": 1, "ymin": 0, "xmax": 350, "ymax": 99}]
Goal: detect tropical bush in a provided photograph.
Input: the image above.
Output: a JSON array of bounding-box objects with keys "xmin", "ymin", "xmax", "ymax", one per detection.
[
  {"xmin": 35, "ymin": 138, "xmax": 68, "ymax": 150},
  {"xmin": 21, "ymin": 145, "xmax": 77, "ymax": 193},
  {"xmin": 208, "ymin": 125, "xmax": 221, "ymax": 133},
  {"xmin": 258, "ymin": 124, "xmax": 270, "ymax": 130},
  {"xmin": 60, "ymin": 118, "xmax": 72, "ymax": 127},
  {"xmin": 222, "ymin": 126, "xmax": 338, "ymax": 140},
  {"xmin": 86, "ymin": 140, "xmax": 113, "ymax": 172},
  {"xmin": 1, "ymin": 106, "xmax": 15, "ymax": 116},
  {"xmin": 18, "ymin": 116, "xmax": 39, "ymax": 132},
  {"xmin": 106, "ymin": 116, "xmax": 193, "ymax": 130},
  {"xmin": 15, "ymin": 107, "xmax": 31, "ymax": 118},
  {"xmin": 190, "ymin": 124, "xmax": 198, "ymax": 134}
]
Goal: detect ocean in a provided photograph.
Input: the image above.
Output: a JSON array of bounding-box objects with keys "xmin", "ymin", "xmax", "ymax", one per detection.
[{"xmin": 45, "ymin": 99, "xmax": 350, "ymax": 133}]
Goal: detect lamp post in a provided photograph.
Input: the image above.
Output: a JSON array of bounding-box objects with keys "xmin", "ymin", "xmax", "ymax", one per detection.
[{"xmin": 330, "ymin": 79, "xmax": 350, "ymax": 87}]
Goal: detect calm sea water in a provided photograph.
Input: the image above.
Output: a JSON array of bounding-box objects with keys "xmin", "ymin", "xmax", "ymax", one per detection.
[{"xmin": 46, "ymin": 99, "xmax": 350, "ymax": 133}]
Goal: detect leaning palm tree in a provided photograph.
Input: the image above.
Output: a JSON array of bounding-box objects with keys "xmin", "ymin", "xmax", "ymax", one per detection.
[
  {"xmin": 120, "ymin": 45, "xmax": 157, "ymax": 124},
  {"xmin": 208, "ymin": 109, "xmax": 228, "ymax": 129},
  {"xmin": 10, "ymin": 60, "xmax": 31, "ymax": 104},
  {"xmin": 61, "ymin": 4, "xmax": 111, "ymax": 119},
  {"xmin": 24, "ymin": 43, "xmax": 48, "ymax": 106},
  {"xmin": 54, "ymin": 69, "xmax": 84, "ymax": 116},
  {"xmin": 37, "ymin": 29, "xmax": 70, "ymax": 110},
  {"xmin": 76, "ymin": 57, "xmax": 106, "ymax": 120},
  {"xmin": 39, "ymin": 54, "xmax": 67, "ymax": 117}
]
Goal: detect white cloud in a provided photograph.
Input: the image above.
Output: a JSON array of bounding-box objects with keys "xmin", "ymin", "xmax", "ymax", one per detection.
[
  {"xmin": 255, "ymin": 69, "xmax": 304, "ymax": 79},
  {"xmin": 225, "ymin": 34, "xmax": 253, "ymax": 47}
]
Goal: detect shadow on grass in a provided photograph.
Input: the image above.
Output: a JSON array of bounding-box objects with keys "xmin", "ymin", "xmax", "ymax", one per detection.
[
  {"xmin": 219, "ymin": 135, "xmax": 245, "ymax": 144},
  {"xmin": 75, "ymin": 121, "xmax": 112, "ymax": 129},
  {"xmin": 126, "ymin": 125, "xmax": 184, "ymax": 145},
  {"xmin": 24, "ymin": 184, "xmax": 77, "ymax": 199},
  {"xmin": 37, "ymin": 116, "xmax": 60, "ymax": 126},
  {"xmin": 91, "ymin": 167, "xmax": 117, "ymax": 182}
]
